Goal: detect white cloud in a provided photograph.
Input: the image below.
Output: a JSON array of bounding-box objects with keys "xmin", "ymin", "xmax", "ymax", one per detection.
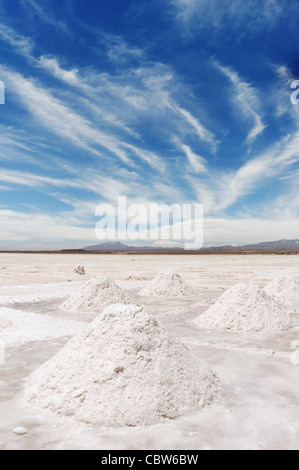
[
  {"xmin": 190, "ymin": 130, "xmax": 299, "ymax": 214},
  {"xmin": 204, "ymin": 216, "xmax": 299, "ymax": 246},
  {"xmin": 0, "ymin": 23, "xmax": 33, "ymax": 57},
  {"xmin": 0, "ymin": 209, "xmax": 95, "ymax": 247},
  {"xmin": 215, "ymin": 62, "xmax": 265, "ymax": 144},
  {"xmin": 1, "ymin": 207, "xmax": 299, "ymax": 249},
  {"xmin": 181, "ymin": 144, "xmax": 207, "ymax": 173},
  {"xmin": 171, "ymin": 0, "xmax": 289, "ymax": 34},
  {"xmin": 0, "ymin": 22, "xmax": 218, "ymax": 164},
  {"xmin": 0, "ymin": 66, "xmax": 135, "ymax": 166},
  {"xmin": 175, "ymin": 105, "xmax": 218, "ymax": 149},
  {"xmin": 38, "ymin": 56, "xmax": 80, "ymax": 85},
  {"xmin": 20, "ymin": 0, "xmax": 69, "ymax": 34}
]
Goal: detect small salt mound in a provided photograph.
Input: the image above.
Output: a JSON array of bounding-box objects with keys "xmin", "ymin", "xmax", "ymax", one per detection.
[
  {"xmin": 74, "ymin": 265, "xmax": 85, "ymax": 276},
  {"xmin": 59, "ymin": 275, "xmax": 131, "ymax": 313},
  {"xmin": 139, "ymin": 272, "xmax": 195, "ymax": 297},
  {"xmin": 264, "ymin": 276, "xmax": 299, "ymax": 307},
  {"xmin": 194, "ymin": 283, "xmax": 292, "ymax": 334},
  {"xmin": 13, "ymin": 427, "xmax": 28, "ymax": 436},
  {"xmin": 26, "ymin": 304, "xmax": 218, "ymax": 427},
  {"xmin": 0, "ymin": 317, "xmax": 12, "ymax": 329}
]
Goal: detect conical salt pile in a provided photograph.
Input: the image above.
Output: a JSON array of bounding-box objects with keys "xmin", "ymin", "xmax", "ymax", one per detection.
[
  {"xmin": 264, "ymin": 276, "xmax": 299, "ymax": 307},
  {"xmin": 59, "ymin": 275, "xmax": 131, "ymax": 313},
  {"xmin": 194, "ymin": 283, "xmax": 292, "ymax": 334},
  {"xmin": 139, "ymin": 272, "xmax": 195, "ymax": 297},
  {"xmin": 26, "ymin": 304, "xmax": 218, "ymax": 427}
]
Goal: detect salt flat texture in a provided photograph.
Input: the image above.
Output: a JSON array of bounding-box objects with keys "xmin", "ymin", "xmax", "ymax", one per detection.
[
  {"xmin": 0, "ymin": 281, "xmax": 83, "ymax": 305},
  {"xmin": 264, "ymin": 276, "xmax": 299, "ymax": 307},
  {"xmin": 139, "ymin": 272, "xmax": 195, "ymax": 297},
  {"xmin": 0, "ymin": 308, "xmax": 84, "ymax": 347},
  {"xmin": 26, "ymin": 304, "xmax": 218, "ymax": 427},
  {"xmin": 59, "ymin": 275, "xmax": 131, "ymax": 313},
  {"xmin": 0, "ymin": 316, "xmax": 12, "ymax": 329},
  {"xmin": 194, "ymin": 283, "xmax": 292, "ymax": 333},
  {"xmin": 2, "ymin": 253, "xmax": 299, "ymax": 450}
]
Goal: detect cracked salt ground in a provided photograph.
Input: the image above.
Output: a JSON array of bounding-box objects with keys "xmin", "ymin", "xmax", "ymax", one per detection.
[{"xmin": 0, "ymin": 253, "xmax": 299, "ymax": 449}]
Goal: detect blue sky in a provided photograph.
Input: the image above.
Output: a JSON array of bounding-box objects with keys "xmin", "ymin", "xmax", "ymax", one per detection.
[{"xmin": 0, "ymin": 0, "xmax": 299, "ymax": 249}]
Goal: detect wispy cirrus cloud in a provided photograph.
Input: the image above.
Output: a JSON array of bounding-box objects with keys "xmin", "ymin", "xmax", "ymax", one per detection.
[
  {"xmin": 0, "ymin": 66, "xmax": 137, "ymax": 166},
  {"xmin": 38, "ymin": 56, "xmax": 80, "ymax": 86},
  {"xmin": 0, "ymin": 22, "xmax": 33, "ymax": 57},
  {"xmin": 190, "ymin": 130, "xmax": 299, "ymax": 214},
  {"xmin": 0, "ymin": 20, "xmax": 218, "ymax": 155},
  {"xmin": 215, "ymin": 62, "xmax": 265, "ymax": 144},
  {"xmin": 181, "ymin": 144, "xmax": 207, "ymax": 174},
  {"xmin": 20, "ymin": 0, "xmax": 69, "ymax": 34},
  {"xmin": 101, "ymin": 34, "xmax": 145, "ymax": 65},
  {"xmin": 175, "ymin": 105, "xmax": 218, "ymax": 150},
  {"xmin": 171, "ymin": 0, "xmax": 292, "ymax": 34},
  {"xmin": 0, "ymin": 2, "xmax": 298, "ymax": 248}
]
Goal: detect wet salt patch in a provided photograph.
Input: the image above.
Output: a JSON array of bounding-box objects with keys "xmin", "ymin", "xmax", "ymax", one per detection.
[
  {"xmin": 0, "ymin": 282, "xmax": 83, "ymax": 306},
  {"xmin": 181, "ymin": 337, "xmax": 292, "ymax": 359},
  {"xmin": 0, "ymin": 307, "xmax": 85, "ymax": 347}
]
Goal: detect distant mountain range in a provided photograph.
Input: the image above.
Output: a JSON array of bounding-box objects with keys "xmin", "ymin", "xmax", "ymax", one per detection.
[
  {"xmin": 60, "ymin": 239, "xmax": 299, "ymax": 253},
  {"xmin": 205, "ymin": 239, "xmax": 299, "ymax": 252},
  {"xmin": 82, "ymin": 242, "xmax": 181, "ymax": 252}
]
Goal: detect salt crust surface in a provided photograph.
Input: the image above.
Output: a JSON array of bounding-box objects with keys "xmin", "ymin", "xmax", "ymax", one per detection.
[
  {"xmin": 264, "ymin": 276, "xmax": 299, "ymax": 307},
  {"xmin": 0, "ymin": 308, "xmax": 84, "ymax": 347}
]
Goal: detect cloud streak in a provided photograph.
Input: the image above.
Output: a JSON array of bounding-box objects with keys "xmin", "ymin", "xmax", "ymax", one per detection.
[
  {"xmin": 215, "ymin": 62, "xmax": 265, "ymax": 144},
  {"xmin": 171, "ymin": 0, "xmax": 292, "ymax": 35},
  {"xmin": 0, "ymin": 3, "xmax": 298, "ymax": 248},
  {"xmin": 20, "ymin": 0, "xmax": 69, "ymax": 34}
]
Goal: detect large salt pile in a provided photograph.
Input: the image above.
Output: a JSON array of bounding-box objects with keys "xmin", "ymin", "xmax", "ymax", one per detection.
[
  {"xmin": 264, "ymin": 276, "xmax": 299, "ymax": 308},
  {"xmin": 59, "ymin": 275, "xmax": 131, "ymax": 313},
  {"xmin": 26, "ymin": 304, "xmax": 218, "ymax": 427},
  {"xmin": 194, "ymin": 283, "xmax": 292, "ymax": 333},
  {"xmin": 139, "ymin": 272, "xmax": 195, "ymax": 297},
  {"xmin": 0, "ymin": 317, "xmax": 12, "ymax": 329}
]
